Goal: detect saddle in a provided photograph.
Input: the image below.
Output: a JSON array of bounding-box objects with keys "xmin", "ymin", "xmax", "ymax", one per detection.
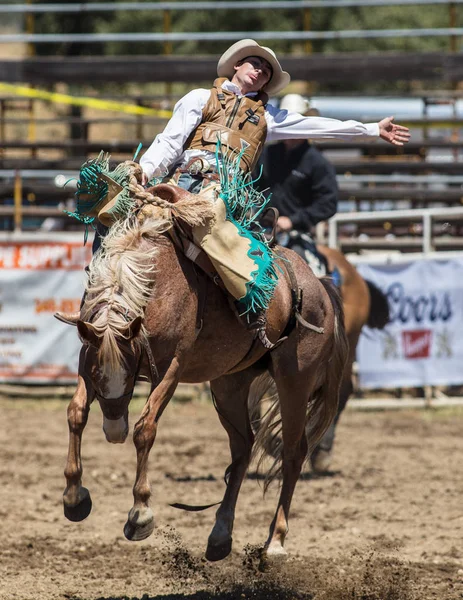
[{"xmin": 147, "ymin": 184, "xmax": 323, "ymax": 350}]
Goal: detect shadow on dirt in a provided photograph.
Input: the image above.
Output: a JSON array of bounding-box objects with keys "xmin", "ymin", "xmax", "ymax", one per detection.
[
  {"xmin": 246, "ymin": 469, "xmax": 342, "ymax": 481},
  {"xmin": 165, "ymin": 473, "xmax": 218, "ymax": 483},
  {"xmin": 87, "ymin": 584, "xmax": 312, "ymax": 599}
]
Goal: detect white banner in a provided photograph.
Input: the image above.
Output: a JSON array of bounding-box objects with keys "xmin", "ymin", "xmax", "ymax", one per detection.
[
  {"xmin": 0, "ymin": 240, "xmax": 91, "ymax": 383},
  {"xmin": 357, "ymin": 257, "xmax": 463, "ymax": 389}
]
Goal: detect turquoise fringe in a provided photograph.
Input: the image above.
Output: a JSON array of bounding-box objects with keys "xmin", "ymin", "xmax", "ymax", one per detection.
[
  {"xmin": 67, "ymin": 151, "xmax": 136, "ymax": 226},
  {"xmin": 216, "ymin": 142, "xmax": 279, "ymax": 315}
]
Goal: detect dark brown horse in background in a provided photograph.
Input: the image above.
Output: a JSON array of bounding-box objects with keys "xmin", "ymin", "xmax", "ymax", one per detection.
[
  {"xmin": 62, "ymin": 168, "xmax": 348, "ymax": 566},
  {"xmin": 250, "ymin": 243, "xmax": 389, "ymax": 473},
  {"xmin": 310, "ymin": 244, "xmax": 390, "ymax": 472}
]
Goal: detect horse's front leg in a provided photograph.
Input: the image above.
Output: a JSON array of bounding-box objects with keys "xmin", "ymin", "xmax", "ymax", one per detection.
[
  {"xmin": 124, "ymin": 359, "xmax": 180, "ymax": 542},
  {"xmin": 63, "ymin": 374, "xmax": 94, "ymax": 521}
]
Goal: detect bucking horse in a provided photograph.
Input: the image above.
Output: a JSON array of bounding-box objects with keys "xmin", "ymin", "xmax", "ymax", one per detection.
[{"xmin": 62, "ymin": 160, "xmax": 348, "ymax": 566}]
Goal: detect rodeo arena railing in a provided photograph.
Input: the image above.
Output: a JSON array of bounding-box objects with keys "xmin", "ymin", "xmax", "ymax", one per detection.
[{"xmin": 1, "ymin": 0, "xmax": 463, "ymax": 407}]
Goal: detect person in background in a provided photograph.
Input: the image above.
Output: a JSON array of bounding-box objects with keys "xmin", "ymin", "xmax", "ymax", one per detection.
[{"xmin": 256, "ymin": 93, "xmax": 338, "ymax": 275}]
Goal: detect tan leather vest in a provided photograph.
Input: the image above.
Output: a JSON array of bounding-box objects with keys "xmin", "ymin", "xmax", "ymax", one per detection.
[{"xmin": 185, "ymin": 78, "xmax": 268, "ymax": 173}]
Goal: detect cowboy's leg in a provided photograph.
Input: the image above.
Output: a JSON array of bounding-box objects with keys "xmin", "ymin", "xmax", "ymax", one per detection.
[
  {"xmin": 189, "ymin": 182, "xmax": 276, "ymax": 347},
  {"xmin": 165, "ymin": 172, "xmax": 275, "ymax": 347}
]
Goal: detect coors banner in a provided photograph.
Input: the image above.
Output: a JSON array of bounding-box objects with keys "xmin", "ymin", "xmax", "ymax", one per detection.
[{"xmin": 356, "ymin": 257, "xmax": 463, "ymax": 389}]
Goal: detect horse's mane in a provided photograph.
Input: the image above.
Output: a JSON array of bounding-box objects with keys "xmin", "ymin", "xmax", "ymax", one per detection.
[
  {"xmin": 81, "ymin": 188, "xmax": 215, "ymax": 375},
  {"xmin": 81, "ymin": 214, "xmax": 167, "ymax": 373}
]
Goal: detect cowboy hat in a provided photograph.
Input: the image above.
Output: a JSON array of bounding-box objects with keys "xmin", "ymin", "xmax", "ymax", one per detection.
[
  {"xmin": 280, "ymin": 94, "xmax": 310, "ymax": 114},
  {"xmin": 217, "ymin": 39, "xmax": 290, "ymax": 95}
]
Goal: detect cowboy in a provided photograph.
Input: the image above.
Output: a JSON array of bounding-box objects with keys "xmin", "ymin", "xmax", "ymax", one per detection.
[
  {"xmin": 139, "ymin": 40, "xmax": 409, "ymax": 185},
  {"xmin": 57, "ymin": 39, "xmax": 410, "ymax": 345},
  {"xmin": 256, "ymin": 93, "xmax": 338, "ymax": 276}
]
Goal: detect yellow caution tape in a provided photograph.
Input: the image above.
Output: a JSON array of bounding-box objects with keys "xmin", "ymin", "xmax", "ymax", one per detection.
[{"xmin": 0, "ymin": 82, "xmax": 173, "ymax": 118}]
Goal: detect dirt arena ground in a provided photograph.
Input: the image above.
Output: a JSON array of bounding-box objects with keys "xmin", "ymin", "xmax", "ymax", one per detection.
[{"xmin": 0, "ymin": 395, "xmax": 462, "ymax": 600}]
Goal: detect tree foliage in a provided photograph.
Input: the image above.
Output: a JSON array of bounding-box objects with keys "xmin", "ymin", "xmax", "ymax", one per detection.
[{"xmin": 29, "ymin": 1, "xmax": 463, "ymax": 57}]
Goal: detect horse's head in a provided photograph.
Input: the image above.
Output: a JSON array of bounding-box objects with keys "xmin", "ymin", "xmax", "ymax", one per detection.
[{"xmin": 78, "ymin": 315, "xmax": 144, "ymax": 443}]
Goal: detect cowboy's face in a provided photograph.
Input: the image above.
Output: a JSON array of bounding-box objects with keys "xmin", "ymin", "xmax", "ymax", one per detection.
[{"xmin": 233, "ymin": 56, "xmax": 272, "ymax": 92}]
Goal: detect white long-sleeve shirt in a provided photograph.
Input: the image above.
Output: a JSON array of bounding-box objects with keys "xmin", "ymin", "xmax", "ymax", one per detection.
[{"xmin": 140, "ymin": 80, "xmax": 380, "ymax": 181}]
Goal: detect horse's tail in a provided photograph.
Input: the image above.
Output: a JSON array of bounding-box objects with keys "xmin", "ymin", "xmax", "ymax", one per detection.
[
  {"xmin": 248, "ymin": 371, "xmax": 282, "ymax": 493},
  {"xmin": 306, "ymin": 277, "xmax": 349, "ymax": 450},
  {"xmin": 365, "ymin": 279, "xmax": 390, "ymax": 329},
  {"xmin": 249, "ymin": 277, "xmax": 348, "ymax": 492}
]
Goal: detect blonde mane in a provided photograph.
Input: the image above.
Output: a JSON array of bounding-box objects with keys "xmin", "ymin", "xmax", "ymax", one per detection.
[{"xmin": 81, "ymin": 186, "xmax": 216, "ymax": 375}]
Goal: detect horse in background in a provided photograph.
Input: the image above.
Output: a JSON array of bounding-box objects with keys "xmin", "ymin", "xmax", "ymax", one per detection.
[
  {"xmin": 62, "ymin": 168, "xmax": 348, "ymax": 567},
  {"xmin": 310, "ymin": 244, "xmax": 390, "ymax": 472}
]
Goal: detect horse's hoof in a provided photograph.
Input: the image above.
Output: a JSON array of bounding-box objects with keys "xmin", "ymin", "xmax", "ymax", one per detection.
[
  {"xmin": 259, "ymin": 546, "xmax": 288, "ymax": 572},
  {"xmin": 63, "ymin": 489, "xmax": 92, "ymax": 522},
  {"xmin": 205, "ymin": 537, "xmax": 232, "ymax": 562},
  {"xmin": 123, "ymin": 508, "xmax": 155, "ymax": 541},
  {"xmin": 311, "ymin": 449, "xmax": 332, "ymax": 473}
]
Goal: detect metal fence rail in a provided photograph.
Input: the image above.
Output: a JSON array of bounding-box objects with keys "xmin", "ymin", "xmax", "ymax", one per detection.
[
  {"xmin": 3, "ymin": 28, "xmax": 463, "ymax": 44},
  {"xmin": 1, "ymin": 0, "xmax": 462, "ymax": 45},
  {"xmin": 329, "ymin": 206, "xmax": 463, "ymax": 253},
  {"xmin": 1, "ymin": 0, "xmax": 463, "ymax": 12}
]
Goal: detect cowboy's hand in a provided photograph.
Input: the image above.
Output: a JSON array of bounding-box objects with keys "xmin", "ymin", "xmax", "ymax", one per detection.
[
  {"xmin": 277, "ymin": 216, "xmax": 293, "ymax": 232},
  {"xmin": 141, "ymin": 172, "xmax": 149, "ymax": 186},
  {"xmin": 378, "ymin": 116, "xmax": 410, "ymax": 146}
]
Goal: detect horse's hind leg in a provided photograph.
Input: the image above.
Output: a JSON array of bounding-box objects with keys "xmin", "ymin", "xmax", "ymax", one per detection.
[
  {"xmin": 262, "ymin": 367, "xmax": 313, "ymax": 564},
  {"xmin": 206, "ymin": 369, "xmax": 259, "ymax": 562},
  {"xmin": 63, "ymin": 375, "xmax": 94, "ymax": 521}
]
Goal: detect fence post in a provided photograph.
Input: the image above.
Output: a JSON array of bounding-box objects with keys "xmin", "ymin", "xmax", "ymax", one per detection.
[
  {"xmin": 14, "ymin": 170, "xmax": 23, "ymax": 233},
  {"xmin": 448, "ymin": 2, "xmax": 460, "ymax": 160},
  {"xmin": 163, "ymin": 9, "xmax": 173, "ymax": 100},
  {"xmin": 0, "ymin": 99, "xmax": 4, "ymax": 159},
  {"xmin": 422, "ymin": 212, "xmax": 433, "ymax": 254},
  {"xmin": 328, "ymin": 218, "xmax": 338, "ymax": 249},
  {"xmin": 449, "ymin": 1, "xmax": 458, "ymax": 52},
  {"xmin": 136, "ymin": 97, "xmax": 143, "ymax": 141},
  {"xmin": 303, "ymin": 8, "xmax": 312, "ymax": 55},
  {"xmin": 26, "ymin": 0, "xmax": 36, "ymax": 159}
]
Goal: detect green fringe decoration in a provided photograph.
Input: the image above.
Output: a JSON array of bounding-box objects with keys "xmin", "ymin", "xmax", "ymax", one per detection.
[
  {"xmin": 66, "ymin": 151, "xmax": 136, "ymax": 225},
  {"xmin": 216, "ymin": 142, "xmax": 279, "ymax": 315},
  {"xmin": 66, "ymin": 152, "xmax": 110, "ymax": 224}
]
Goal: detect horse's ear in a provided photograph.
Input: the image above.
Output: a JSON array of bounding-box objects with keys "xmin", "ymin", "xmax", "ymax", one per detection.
[
  {"xmin": 77, "ymin": 320, "xmax": 101, "ymax": 347},
  {"xmin": 120, "ymin": 316, "xmax": 143, "ymax": 340}
]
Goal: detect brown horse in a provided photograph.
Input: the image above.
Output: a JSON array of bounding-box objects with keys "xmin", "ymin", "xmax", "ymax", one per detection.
[
  {"xmin": 62, "ymin": 173, "xmax": 348, "ymax": 566},
  {"xmin": 310, "ymin": 245, "xmax": 390, "ymax": 472}
]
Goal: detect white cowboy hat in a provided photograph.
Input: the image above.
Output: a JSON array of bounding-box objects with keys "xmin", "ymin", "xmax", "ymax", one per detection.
[
  {"xmin": 280, "ymin": 94, "xmax": 310, "ymax": 114},
  {"xmin": 217, "ymin": 39, "xmax": 291, "ymax": 96}
]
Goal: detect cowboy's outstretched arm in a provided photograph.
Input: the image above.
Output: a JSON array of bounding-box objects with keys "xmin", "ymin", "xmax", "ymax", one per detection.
[
  {"xmin": 378, "ymin": 116, "xmax": 410, "ymax": 146},
  {"xmin": 265, "ymin": 105, "xmax": 410, "ymax": 145}
]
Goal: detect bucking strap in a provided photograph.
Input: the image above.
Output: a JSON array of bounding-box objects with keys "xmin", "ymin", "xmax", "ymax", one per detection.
[{"xmin": 282, "ymin": 258, "xmax": 325, "ymax": 336}]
